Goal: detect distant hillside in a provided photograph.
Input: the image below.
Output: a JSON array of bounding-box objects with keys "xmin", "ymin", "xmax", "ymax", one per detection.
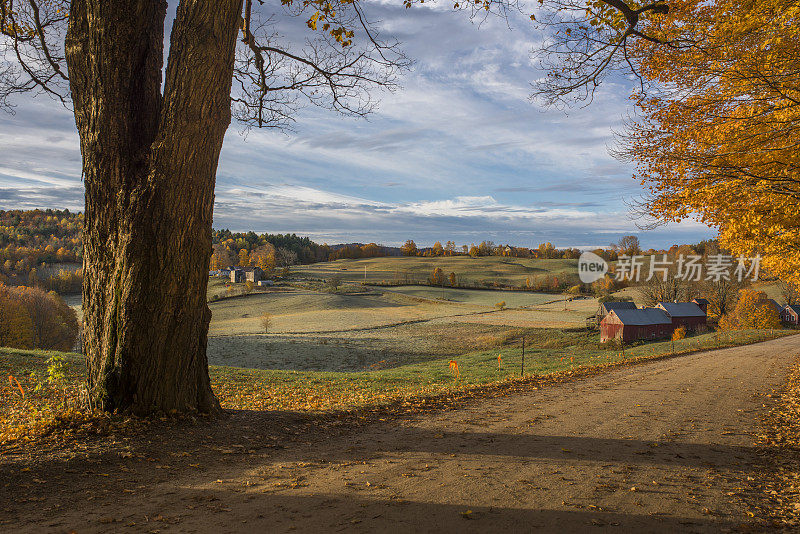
[{"xmin": 0, "ymin": 209, "xmax": 83, "ymax": 290}]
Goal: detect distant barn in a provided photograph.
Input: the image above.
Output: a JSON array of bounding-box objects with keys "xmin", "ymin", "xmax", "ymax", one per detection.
[
  {"xmin": 781, "ymin": 305, "xmax": 800, "ymax": 325},
  {"xmin": 230, "ymin": 267, "xmax": 264, "ymax": 283},
  {"xmin": 600, "ymin": 308, "xmax": 674, "ymax": 343},
  {"xmin": 656, "ymin": 302, "xmax": 707, "ymax": 331},
  {"xmin": 597, "ymin": 300, "xmax": 637, "ymax": 320}
]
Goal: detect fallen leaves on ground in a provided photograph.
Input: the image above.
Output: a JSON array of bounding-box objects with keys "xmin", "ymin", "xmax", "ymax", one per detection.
[{"xmin": 739, "ymin": 360, "xmax": 800, "ymax": 528}]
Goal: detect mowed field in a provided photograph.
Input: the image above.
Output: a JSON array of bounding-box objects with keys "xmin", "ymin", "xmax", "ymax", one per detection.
[
  {"xmin": 293, "ymin": 255, "xmax": 579, "ymax": 286},
  {"xmin": 206, "ymin": 256, "xmax": 603, "ymax": 373},
  {"xmin": 206, "ymin": 285, "xmax": 599, "ymax": 371}
]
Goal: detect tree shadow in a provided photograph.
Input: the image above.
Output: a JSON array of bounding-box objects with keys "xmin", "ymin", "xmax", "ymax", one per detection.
[{"xmin": 0, "ymin": 412, "xmax": 784, "ymax": 532}]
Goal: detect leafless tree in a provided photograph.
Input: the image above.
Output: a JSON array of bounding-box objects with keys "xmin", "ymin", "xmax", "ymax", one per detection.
[
  {"xmin": 0, "ymin": 0, "xmax": 410, "ymax": 414},
  {"xmin": 780, "ymin": 280, "xmax": 800, "ymax": 306},
  {"xmin": 636, "ymin": 273, "xmax": 691, "ymax": 307},
  {"xmin": 701, "ymin": 278, "xmax": 743, "ymax": 318}
]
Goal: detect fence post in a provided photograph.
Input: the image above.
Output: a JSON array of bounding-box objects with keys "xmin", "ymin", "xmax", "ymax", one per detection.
[{"xmin": 521, "ymin": 335, "xmax": 525, "ymax": 377}]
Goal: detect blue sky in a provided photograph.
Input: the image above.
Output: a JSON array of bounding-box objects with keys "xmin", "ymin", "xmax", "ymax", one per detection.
[{"xmin": 0, "ymin": 0, "xmax": 714, "ymax": 249}]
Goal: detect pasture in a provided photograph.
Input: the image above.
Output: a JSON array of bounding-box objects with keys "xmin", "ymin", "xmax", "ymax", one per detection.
[
  {"xmin": 3, "ymin": 329, "xmax": 790, "ymax": 425},
  {"xmin": 206, "ymin": 272, "xmax": 600, "ymax": 372},
  {"xmin": 293, "ymin": 255, "xmax": 579, "ymax": 287}
]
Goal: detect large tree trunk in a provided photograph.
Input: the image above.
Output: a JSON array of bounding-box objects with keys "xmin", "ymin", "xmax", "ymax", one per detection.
[{"xmin": 65, "ymin": 0, "xmax": 243, "ymax": 414}]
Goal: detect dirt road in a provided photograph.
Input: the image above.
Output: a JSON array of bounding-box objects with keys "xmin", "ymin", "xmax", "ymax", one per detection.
[{"xmin": 4, "ymin": 335, "xmax": 800, "ymax": 533}]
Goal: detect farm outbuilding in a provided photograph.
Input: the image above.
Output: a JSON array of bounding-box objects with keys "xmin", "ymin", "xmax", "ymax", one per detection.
[
  {"xmin": 656, "ymin": 302, "xmax": 707, "ymax": 331},
  {"xmin": 768, "ymin": 299, "xmax": 784, "ymax": 313},
  {"xmin": 597, "ymin": 301, "xmax": 637, "ymax": 320},
  {"xmin": 600, "ymin": 308, "xmax": 674, "ymax": 343},
  {"xmin": 781, "ymin": 305, "xmax": 800, "ymax": 325},
  {"xmin": 230, "ymin": 267, "xmax": 265, "ymax": 283}
]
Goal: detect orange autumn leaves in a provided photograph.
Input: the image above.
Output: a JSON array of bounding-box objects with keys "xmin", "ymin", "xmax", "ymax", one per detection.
[
  {"xmin": 622, "ymin": 0, "xmax": 800, "ymax": 289},
  {"xmin": 0, "ymin": 284, "xmax": 78, "ymax": 351},
  {"xmin": 719, "ymin": 289, "xmax": 781, "ymax": 330}
]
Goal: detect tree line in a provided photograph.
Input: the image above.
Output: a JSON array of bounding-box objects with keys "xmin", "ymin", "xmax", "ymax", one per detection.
[{"xmin": 0, "ymin": 210, "xmax": 83, "ymax": 292}]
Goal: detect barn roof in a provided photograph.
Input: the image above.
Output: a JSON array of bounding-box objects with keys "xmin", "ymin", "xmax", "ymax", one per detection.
[
  {"xmin": 601, "ymin": 301, "xmax": 637, "ymax": 312},
  {"xmin": 657, "ymin": 302, "xmax": 706, "ymax": 317},
  {"xmin": 691, "ymin": 298, "xmax": 709, "ymax": 305},
  {"xmin": 610, "ymin": 308, "xmax": 673, "ymax": 325},
  {"xmin": 786, "ymin": 305, "xmax": 800, "ymax": 315}
]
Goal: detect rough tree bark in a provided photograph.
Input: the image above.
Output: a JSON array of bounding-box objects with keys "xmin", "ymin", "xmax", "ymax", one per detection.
[{"xmin": 65, "ymin": 0, "xmax": 243, "ymax": 414}]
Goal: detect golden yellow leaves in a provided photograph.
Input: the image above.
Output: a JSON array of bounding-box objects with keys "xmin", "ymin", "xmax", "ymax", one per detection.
[
  {"xmin": 275, "ymin": 0, "xmax": 356, "ymax": 46},
  {"xmin": 626, "ymin": 0, "xmax": 800, "ymax": 290},
  {"xmin": 672, "ymin": 326, "xmax": 686, "ymax": 341},
  {"xmin": 720, "ymin": 289, "xmax": 781, "ymax": 331}
]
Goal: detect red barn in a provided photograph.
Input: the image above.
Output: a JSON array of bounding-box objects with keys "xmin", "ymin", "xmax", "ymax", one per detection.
[
  {"xmin": 657, "ymin": 302, "xmax": 707, "ymax": 331},
  {"xmin": 600, "ymin": 308, "xmax": 674, "ymax": 343}
]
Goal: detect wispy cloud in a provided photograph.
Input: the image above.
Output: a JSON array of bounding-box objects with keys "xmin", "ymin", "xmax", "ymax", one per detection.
[{"xmin": 0, "ymin": 1, "xmax": 714, "ymax": 249}]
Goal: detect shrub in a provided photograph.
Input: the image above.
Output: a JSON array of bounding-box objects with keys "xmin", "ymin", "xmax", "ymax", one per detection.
[
  {"xmin": 260, "ymin": 313, "xmax": 272, "ymax": 333},
  {"xmin": 672, "ymin": 326, "xmax": 686, "ymax": 340},
  {"xmin": 495, "ymin": 301, "xmax": 506, "ymax": 311},
  {"xmin": 326, "ymin": 275, "xmax": 341, "ymax": 292},
  {"xmin": 567, "ymin": 284, "xmax": 582, "ymax": 295}
]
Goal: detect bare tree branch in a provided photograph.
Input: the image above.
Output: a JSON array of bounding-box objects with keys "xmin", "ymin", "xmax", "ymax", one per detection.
[{"xmin": 233, "ymin": 0, "xmax": 411, "ymax": 128}]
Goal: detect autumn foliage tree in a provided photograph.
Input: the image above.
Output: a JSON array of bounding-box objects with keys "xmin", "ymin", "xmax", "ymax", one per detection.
[
  {"xmin": 719, "ymin": 289, "xmax": 781, "ymax": 330},
  {"xmin": 401, "ymin": 240, "xmax": 418, "ymax": 257},
  {"xmin": 0, "ymin": 290, "xmax": 34, "ymax": 349},
  {"xmin": 0, "ymin": 284, "xmax": 78, "ymax": 350},
  {"xmin": 619, "ymin": 0, "xmax": 800, "ymax": 290},
  {"xmin": 430, "ymin": 267, "xmax": 446, "ymax": 286}
]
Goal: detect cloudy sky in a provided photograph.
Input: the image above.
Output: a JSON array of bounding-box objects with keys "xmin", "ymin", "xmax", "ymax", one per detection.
[{"xmin": 0, "ymin": 0, "xmax": 714, "ymax": 249}]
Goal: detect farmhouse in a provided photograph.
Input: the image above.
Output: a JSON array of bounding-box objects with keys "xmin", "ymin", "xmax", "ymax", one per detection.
[
  {"xmin": 600, "ymin": 308, "xmax": 674, "ymax": 343},
  {"xmin": 230, "ymin": 267, "xmax": 264, "ymax": 283},
  {"xmin": 781, "ymin": 305, "xmax": 800, "ymax": 325},
  {"xmin": 597, "ymin": 301, "xmax": 637, "ymax": 320},
  {"xmin": 656, "ymin": 302, "xmax": 707, "ymax": 331}
]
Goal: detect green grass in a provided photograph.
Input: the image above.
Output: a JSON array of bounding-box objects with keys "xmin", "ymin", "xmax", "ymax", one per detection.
[
  {"xmin": 4, "ymin": 329, "xmax": 795, "ymax": 421},
  {"xmin": 293, "ymin": 256, "xmax": 580, "ymax": 288},
  {"xmin": 380, "ymin": 285, "xmax": 565, "ymax": 307}
]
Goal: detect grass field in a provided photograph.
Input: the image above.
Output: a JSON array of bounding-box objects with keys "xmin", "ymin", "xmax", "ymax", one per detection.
[
  {"xmin": 293, "ymin": 256, "xmax": 580, "ymax": 287},
  {"xmin": 204, "ymin": 281, "xmax": 602, "ymax": 369},
  {"xmin": 2, "ymin": 329, "xmax": 795, "ymax": 438}
]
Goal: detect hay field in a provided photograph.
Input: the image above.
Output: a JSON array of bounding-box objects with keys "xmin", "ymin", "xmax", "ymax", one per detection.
[
  {"xmin": 382, "ymin": 285, "xmax": 563, "ymax": 307},
  {"xmin": 206, "ymin": 284, "xmax": 602, "ymax": 372},
  {"xmin": 293, "ymin": 255, "xmax": 578, "ymax": 286}
]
